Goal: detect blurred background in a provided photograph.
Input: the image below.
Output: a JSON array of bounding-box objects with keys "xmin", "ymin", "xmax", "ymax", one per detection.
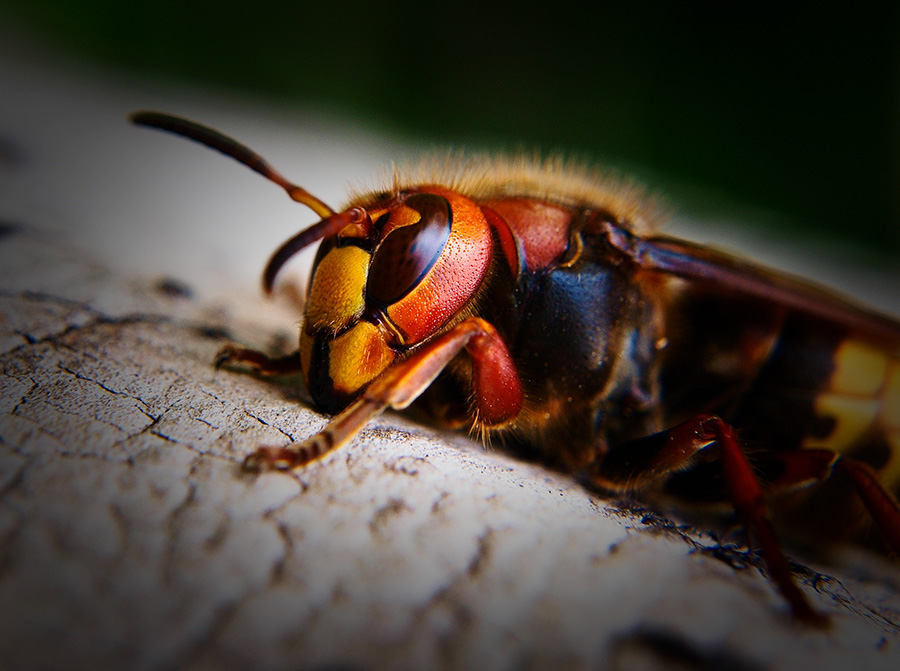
[{"xmin": 1, "ymin": 2, "xmax": 898, "ymax": 261}]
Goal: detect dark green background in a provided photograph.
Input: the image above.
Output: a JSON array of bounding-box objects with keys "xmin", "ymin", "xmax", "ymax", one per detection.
[{"xmin": 4, "ymin": 2, "xmax": 899, "ymax": 257}]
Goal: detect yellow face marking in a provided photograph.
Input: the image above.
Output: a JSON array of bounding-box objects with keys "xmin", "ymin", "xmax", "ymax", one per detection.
[
  {"xmin": 305, "ymin": 246, "xmax": 370, "ymax": 332},
  {"xmin": 390, "ymin": 203, "xmax": 422, "ymax": 226},
  {"xmin": 328, "ymin": 320, "xmax": 396, "ymax": 396},
  {"xmin": 828, "ymin": 339, "xmax": 888, "ymax": 397},
  {"xmin": 378, "ymin": 203, "xmax": 422, "ymax": 239}
]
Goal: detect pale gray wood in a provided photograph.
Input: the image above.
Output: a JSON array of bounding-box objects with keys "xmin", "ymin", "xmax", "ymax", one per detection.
[{"xmin": 1, "ymin": 37, "xmax": 899, "ymax": 671}]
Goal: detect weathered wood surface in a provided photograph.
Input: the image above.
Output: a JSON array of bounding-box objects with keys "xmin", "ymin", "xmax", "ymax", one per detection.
[{"xmin": 2, "ymin": 44, "xmax": 900, "ymax": 671}]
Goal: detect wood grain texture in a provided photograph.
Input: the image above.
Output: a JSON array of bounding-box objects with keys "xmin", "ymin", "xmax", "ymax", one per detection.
[{"xmin": 1, "ymin": 43, "xmax": 900, "ymax": 670}]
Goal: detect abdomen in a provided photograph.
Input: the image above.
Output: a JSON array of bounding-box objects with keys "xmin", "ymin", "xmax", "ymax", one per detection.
[
  {"xmin": 734, "ymin": 314, "xmax": 900, "ymax": 493},
  {"xmin": 660, "ymin": 283, "xmax": 900, "ymax": 495}
]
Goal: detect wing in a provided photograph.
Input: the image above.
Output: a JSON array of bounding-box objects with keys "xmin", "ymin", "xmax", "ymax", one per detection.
[{"xmin": 621, "ymin": 232, "xmax": 900, "ymax": 346}]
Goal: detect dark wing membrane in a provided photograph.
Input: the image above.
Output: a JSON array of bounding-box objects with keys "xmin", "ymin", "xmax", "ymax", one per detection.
[{"xmin": 633, "ymin": 235, "xmax": 900, "ymax": 345}]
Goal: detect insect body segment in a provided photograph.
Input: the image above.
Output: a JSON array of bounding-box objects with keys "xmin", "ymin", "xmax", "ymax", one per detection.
[
  {"xmin": 809, "ymin": 338, "xmax": 900, "ymax": 483},
  {"xmin": 131, "ymin": 111, "xmax": 900, "ymax": 624}
]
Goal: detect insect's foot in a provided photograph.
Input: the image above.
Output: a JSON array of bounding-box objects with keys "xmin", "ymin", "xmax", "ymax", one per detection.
[
  {"xmin": 214, "ymin": 345, "xmax": 241, "ymax": 369},
  {"xmin": 242, "ymin": 434, "xmax": 331, "ymax": 472},
  {"xmin": 242, "ymin": 445, "xmax": 301, "ymax": 471},
  {"xmin": 215, "ymin": 346, "xmax": 302, "ymax": 376}
]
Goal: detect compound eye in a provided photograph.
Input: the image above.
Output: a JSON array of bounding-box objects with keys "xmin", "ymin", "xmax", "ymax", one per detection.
[{"xmin": 366, "ymin": 193, "xmax": 452, "ymax": 306}]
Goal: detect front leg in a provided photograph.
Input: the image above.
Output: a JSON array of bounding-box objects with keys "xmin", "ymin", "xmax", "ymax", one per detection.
[
  {"xmin": 215, "ymin": 345, "xmax": 302, "ymax": 376},
  {"xmin": 243, "ymin": 317, "xmax": 523, "ymax": 471}
]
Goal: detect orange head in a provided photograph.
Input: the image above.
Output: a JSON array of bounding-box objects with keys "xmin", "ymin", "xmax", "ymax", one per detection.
[{"xmin": 268, "ymin": 187, "xmax": 494, "ymax": 412}]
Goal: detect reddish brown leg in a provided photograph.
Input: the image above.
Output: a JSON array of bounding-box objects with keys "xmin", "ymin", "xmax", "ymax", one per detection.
[
  {"xmin": 753, "ymin": 448, "xmax": 838, "ymax": 490},
  {"xmin": 704, "ymin": 417, "xmax": 827, "ymax": 625},
  {"xmin": 835, "ymin": 457, "xmax": 900, "ymax": 556},
  {"xmin": 598, "ymin": 415, "xmax": 827, "ymax": 625},
  {"xmin": 745, "ymin": 450, "xmax": 900, "ymax": 559},
  {"xmin": 243, "ymin": 317, "xmax": 522, "ymax": 471},
  {"xmin": 215, "ymin": 345, "xmax": 302, "ymax": 376}
]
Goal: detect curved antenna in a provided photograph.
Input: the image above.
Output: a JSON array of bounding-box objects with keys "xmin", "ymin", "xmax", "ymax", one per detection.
[
  {"xmin": 262, "ymin": 209, "xmax": 361, "ymax": 293},
  {"xmin": 130, "ymin": 110, "xmax": 335, "ymax": 218}
]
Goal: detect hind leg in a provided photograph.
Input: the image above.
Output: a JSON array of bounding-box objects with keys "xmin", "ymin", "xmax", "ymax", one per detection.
[{"xmin": 597, "ymin": 415, "xmax": 834, "ymax": 625}]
